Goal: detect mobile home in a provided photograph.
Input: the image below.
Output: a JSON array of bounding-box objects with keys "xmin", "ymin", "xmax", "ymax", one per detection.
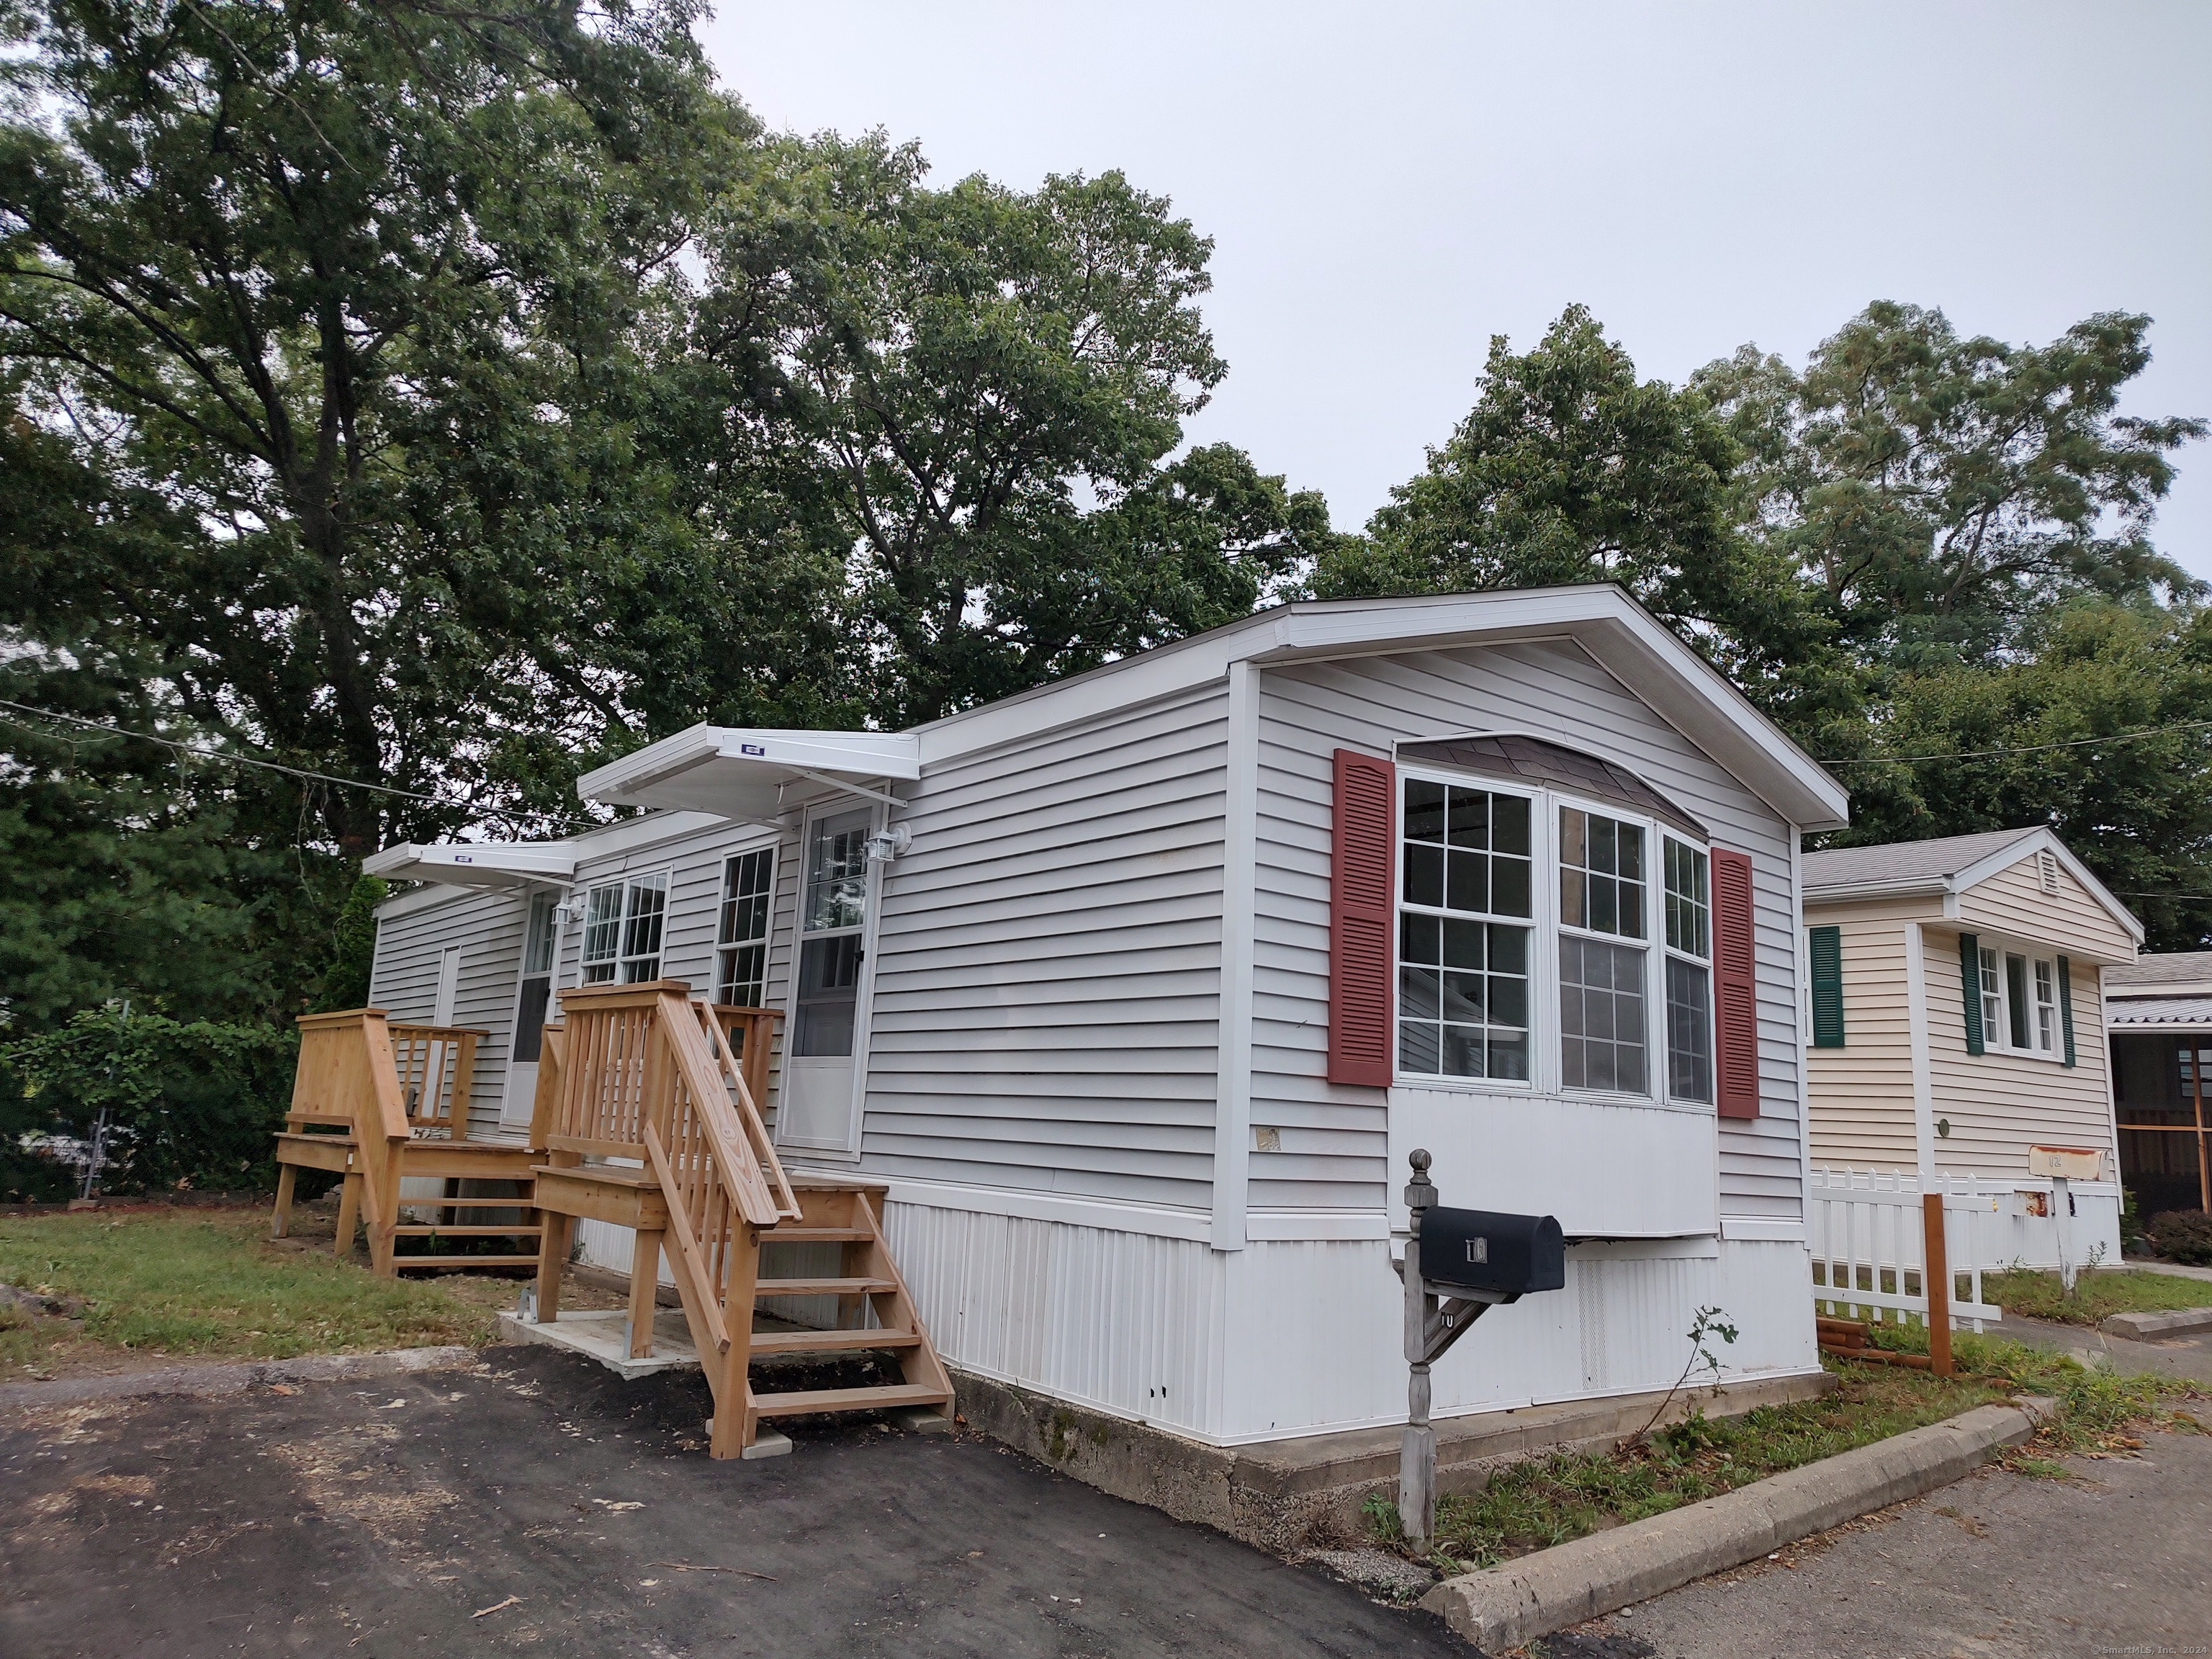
[{"xmin": 364, "ymin": 585, "xmax": 1848, "ymax": 1449}]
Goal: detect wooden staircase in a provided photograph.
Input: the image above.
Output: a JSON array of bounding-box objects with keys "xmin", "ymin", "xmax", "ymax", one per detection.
[
  {"xmin": 271, "ymin": 1012, "xmax": 542, "ymax": 1273},
  {"xmin": 525, "ymin": 981, "xmax": 953, "ymax": 1459}
]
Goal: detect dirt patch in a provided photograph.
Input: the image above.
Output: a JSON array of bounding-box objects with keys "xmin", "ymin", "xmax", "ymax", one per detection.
[{"xmin": 269, "ymin": 1416, "xmax": 462, "ymax": 1548}]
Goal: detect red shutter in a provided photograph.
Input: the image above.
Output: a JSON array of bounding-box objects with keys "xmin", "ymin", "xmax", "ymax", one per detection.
[
  {"xmin": 1328, "ymin": 748, "xmax": 1396, "ymax": 1087},
  {"xmin": 1712, "ymin": 848, "xmax": 1760, "ymax": 1120}
]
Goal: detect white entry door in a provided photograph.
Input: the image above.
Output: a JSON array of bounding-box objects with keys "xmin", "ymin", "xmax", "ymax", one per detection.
[
  {"xmin": 500, "ymin": 892, "xmax": 559, "ymax": 1127},
  {"xmin": 777, "ymin": 806, "xmax": 874, "ymax": 1154}
]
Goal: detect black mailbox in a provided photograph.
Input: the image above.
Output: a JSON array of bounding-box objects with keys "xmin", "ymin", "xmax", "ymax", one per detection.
[{"xmin": 1419, "ymin": 1207, "xmax": 1565, "ymax": 1296}]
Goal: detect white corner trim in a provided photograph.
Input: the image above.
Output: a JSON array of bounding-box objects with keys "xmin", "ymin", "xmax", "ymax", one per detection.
[
  {"xmin": 871, "ymin": 1174, "xmax": 1216, "ymax": 1241},
  {"xmin": 1719, "ymin": 1217, "xmax": 1809, "ymax": 1242},
  {"xmin": 1212, "ymin": 660, "xmax": 1259, "ymax": 1253},
  {"xmin": 1905, "ymin": 920, "xmax": 1936, "ymax": 1181}
]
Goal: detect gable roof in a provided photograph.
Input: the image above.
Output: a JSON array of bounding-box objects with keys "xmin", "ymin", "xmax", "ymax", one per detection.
[
  {"xmin": 580, "ymin": 586, "xmax": 1852, "ymax": 831},
  {"xmin": 2106, "ymin": 950, "xmax": 2212, "ymax": 993},
  {"xmin": 1802, "ymin": 825, "xmax": 2144, "ymax": 944}
]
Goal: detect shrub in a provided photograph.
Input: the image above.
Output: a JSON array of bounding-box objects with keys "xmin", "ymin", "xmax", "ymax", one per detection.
[
  {"xmin": 2146, "ymin": 1210, "xmax": 2212, "ymax": 1267},
  {"xmin": 0, "ymin": 1008, "xmax": 296, "ymax": 1199}
]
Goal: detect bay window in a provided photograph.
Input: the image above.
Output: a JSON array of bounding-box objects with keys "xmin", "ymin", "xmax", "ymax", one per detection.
[{"xmin": 1392, "ymin": 762, "xmax": 1720, "ymax": 1107}]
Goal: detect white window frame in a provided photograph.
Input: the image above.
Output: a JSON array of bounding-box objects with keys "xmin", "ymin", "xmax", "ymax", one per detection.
[
  {"xmin": 578, "ymin": 870, "xmax": 671, "ymax": 986},
  {"xmin": 714, "ymin": 845, "xmax": 775, "ymax": 1008},
  {"xmin": 1975, "ymin": 940, "xmax": 2064, "ymax": 1062},
  {"xmin": 1391, "ymin": 764, "xmax": 1715, "ymax": 1112},
  {"xmin": 1394, "ymin": 771, "xmax": 1539, "ymax": 1091},
  {"xmin": 1661, "ymin": 835, "xmax": 1714, "ymax": 1106}
]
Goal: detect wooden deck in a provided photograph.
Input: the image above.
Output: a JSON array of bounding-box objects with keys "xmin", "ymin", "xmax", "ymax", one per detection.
[{"xmin": 271, "ymin": 983, "xmax": 951, "ymax": 1457}]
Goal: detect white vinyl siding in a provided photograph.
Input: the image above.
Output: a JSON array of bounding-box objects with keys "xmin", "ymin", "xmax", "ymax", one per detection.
[
  {"xmin": 367, "ymin": 886, "xmax": 528, "ymax": 1138},
  {"xmin": 1250, "ymin": 639, "xmax": 1805, "ymax": 1222},
  {"xmin": 857, "ymin": 682, "xmax": 1231, "ymax": 1212}
]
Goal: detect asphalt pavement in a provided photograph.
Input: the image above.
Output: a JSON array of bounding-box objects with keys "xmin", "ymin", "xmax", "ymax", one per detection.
[
  {"xmin": 0, "ymin": 1344, "xmax": 1468, "ymax": 1659},
  {"xmin": 1534, "ymin": 1424, "xmax": 2212, "ymax": 1659}
]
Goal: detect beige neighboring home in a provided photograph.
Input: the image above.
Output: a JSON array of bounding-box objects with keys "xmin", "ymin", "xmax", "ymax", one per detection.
[{"xmin": 1801, "ymin": 827, "xmax": 2143, "ymax": 1267}]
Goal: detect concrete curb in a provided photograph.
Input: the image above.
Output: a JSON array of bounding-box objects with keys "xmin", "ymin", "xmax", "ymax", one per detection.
[
  {"xmin": 0, "ymin": 1345, "xmax": 480, "ymax": 1411},
  {"xmin": 1418, "ymin": 1398, "xmax": 2055, "ymax": 1652},
  {"xmin": 2100, "ymin": 1306, "xmax": 2212, "ymax": 1340}
]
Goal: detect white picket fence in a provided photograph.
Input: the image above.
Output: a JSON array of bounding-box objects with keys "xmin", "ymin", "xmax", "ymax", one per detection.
[{"xmin": 1808, "ymin": 1169, "xmax": 2008, "ymax": 1333}]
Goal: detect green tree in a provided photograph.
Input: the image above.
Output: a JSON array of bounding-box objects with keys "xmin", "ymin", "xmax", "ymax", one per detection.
[
  {"xmin": 699, "ymin": 134, "xmax": 1332, "ymax": 724},
  {"xmin": 1694, "ymin": 302, "xmax": 2207, "ymax": 667},
  {"xmin": 0, "ymin": 0, "xmax": 768, "ymax": 852},
  {"xmin": 1817, "ymin": 601, "xmax": 2212, "ymax": 951},
  {"xmin": 1316, "ymin": 305, "xmax": 1835, "ymax": 715}
]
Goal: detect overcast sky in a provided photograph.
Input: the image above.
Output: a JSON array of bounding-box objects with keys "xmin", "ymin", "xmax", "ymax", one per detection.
[{"xmin": 699, "ymin": 1, "xmax": 2212, "ymax": 580}]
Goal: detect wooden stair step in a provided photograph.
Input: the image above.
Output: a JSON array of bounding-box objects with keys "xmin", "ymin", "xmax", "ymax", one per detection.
[
  {"xmin": 760, "ymin": 1226, "xmax": 872, "ymax": 1242},
  {"xmin": 755, "ymin": 1277, "xmax": 894, "ymax": 1298},
  {"xmin": 389, "ymin": 1225, "xmax": 544, "ymax": 1238},
  {"xmin": 748, "ymin": 1382, "xmax": 950, "ymax": 1419},
  {"xmin": 748, "ymin": 1328, "xmax": 922, "ymax": 1355}
]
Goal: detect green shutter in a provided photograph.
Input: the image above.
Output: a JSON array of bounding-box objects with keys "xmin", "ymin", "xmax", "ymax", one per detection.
[
  {"xmin": 1809, "ymin": 926, "xmax": 1845, "ymax": 1048},
  {"xmin": 1959, "ymin": 932, "xmax": 1984, "ymax": 1056},
  {"xmin": 2057, "ymin": 953, "xmax": 2076, "ymax": 1067}
]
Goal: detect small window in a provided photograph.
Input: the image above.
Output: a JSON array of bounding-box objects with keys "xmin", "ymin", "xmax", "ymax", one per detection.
[
  {"xmin": 1663, "ymin": 838, "xmax": 1712, "ymax": 1102},
  {"xmin": 580, "ymin": 873, "xmax": 669, "ymax": 985},
  {"xmin": 2033, "ymin": 958, "xmax": 2057, "ymax": 1053},
  {"xmin": 1977, "ymin": 947, "xmax": 2003, "ymax": 1043},
  {"xmin": 512, "ymin": 892, "xmax": 558, "ymax": 1062},
  {"xmin": 715, "ymin": 849, "xmax": 774, "ymax": 1007}
]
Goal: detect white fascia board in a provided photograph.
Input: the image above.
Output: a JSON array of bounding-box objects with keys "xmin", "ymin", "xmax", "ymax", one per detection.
[
  {"xmin": 915, "ymin": 585, "xmax": 1853, "ymax": 831},
  {"xmin": 1950, "ymin": 827, "xmax": 2146, "ymax": 947},
  {"xmin": 1803, "ymin": 877, "xmax": 1952, "ymax": 905}
]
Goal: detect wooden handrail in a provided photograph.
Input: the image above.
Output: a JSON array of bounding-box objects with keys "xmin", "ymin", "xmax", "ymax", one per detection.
[
  {"xmin": 387, "ymin": 1022, "xmax": 481, "ymax": 1141},
  {"xmin": 696, "ymin": 1004, "xmax": 799, "ymax": 1223},
  {"xmin": 290, "ymin": 1009, "xmax": 415, "ymax": 1272},
  {"xmin": 708, "ymin": 1004, "xmax": 783, "ymax": 1123},
  {"xmin": 526, "ymin": 1023, "xmax": 566, "ymax": 1152}
]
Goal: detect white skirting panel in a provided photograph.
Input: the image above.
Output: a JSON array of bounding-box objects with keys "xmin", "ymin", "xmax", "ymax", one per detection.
[
  {"xmin": 1214, "ymin": 1236, "xmax": 1817, "ymax": 1443},
  {"xmin": 881, "ymin": 1200, "xmax": 1228, "ymax": 1440},
  {"xmin": 884, "ymin": 1196, "xmax": 1820, "ymax": 1447}
]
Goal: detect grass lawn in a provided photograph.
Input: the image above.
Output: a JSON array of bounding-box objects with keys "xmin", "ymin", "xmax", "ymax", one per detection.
[
  {"xmin": 1380, "ymin": 1335, "xmax": 2205, "ymax": 1572},
  {"xmin": 1978, "ymin": 1267, "xmax": 2212, "ymax": 1327},
  {"xmin": 0, "ymin": 1202, "xmax": 593, "ymax": 1380}
]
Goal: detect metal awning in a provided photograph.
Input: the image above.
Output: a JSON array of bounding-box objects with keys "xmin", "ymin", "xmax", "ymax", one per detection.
[
  {"xmin": 575, "ymin": 724, "xmax": 920, "ymax": 821},
  {"xmin": 361, "ymin": 840, "xmax": 578, "ymax": 891},
  {"xmin": 2108, "ymin": 996, "xmax": 2212, "ymax": 1029}
]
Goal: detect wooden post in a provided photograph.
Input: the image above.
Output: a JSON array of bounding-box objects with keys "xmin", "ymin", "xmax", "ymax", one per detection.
[
  {"xmin": 1922, "ymin": 1192, "xmax": 1953, "ymax": 1377},
  {"xmin": 2193, "ymin": 1039, "xmax": 2208, "ymax": 1216},
  {"xmin": 627, "ymin": 1228, "xmax": 663, "ymax": 1358},
  {"xmin": 333, "ymin": 1172, "xmax": 362, "ymax": 1260},
  {"xmin": 534, "ymin": 1153, "xmax": 579, "ymax": 1324},
  {"xmin": 271, "ymin": 1163, "xmax": 297, "ymax": 1239},
  {"xmin": 709, "ymin": 1221, "xmax": 760, "ymax": 1460}
]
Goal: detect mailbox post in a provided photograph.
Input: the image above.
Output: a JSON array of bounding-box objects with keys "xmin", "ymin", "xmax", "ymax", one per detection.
[{"xmin": 1397, "ymin": 1149, "xmax": 1565, "ymax": 1548}]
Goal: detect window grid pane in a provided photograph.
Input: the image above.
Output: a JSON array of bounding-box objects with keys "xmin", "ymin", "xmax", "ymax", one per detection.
[
  {"xmin": 1665, "ymin": 956, "xmax": 1712, "ymax": 1102},
  {"xmin": 1664, "ymin": 839, "xmax": 1709, "ymax": 959},
  {"xmin": 1560, "ymin": 807, "xmax": 1645, "ymax": 940},
  {"xmin": 714, "ymin": 850, "xmax": 775, "ymax": 1005},
  {"xmin": 1979, "ymin": 948, "xmax": 2004, "ymax": 1040},
  {"xmin": 1560, "ymin": 935, "xmax": 1648, "ymax": 1094},
  {"xmin": 2033, "ymin": 958, "xmax": 2056, "ymax": 1052}
]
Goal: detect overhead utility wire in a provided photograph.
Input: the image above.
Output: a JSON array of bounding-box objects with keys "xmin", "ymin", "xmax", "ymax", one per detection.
[
  {"xmin": 1820, "ymin": 716, "xmax": 2212, "ymax": 765},
  {"xmin": 0, "ymin": 700, "xmax": 592, "ymax": 832}
]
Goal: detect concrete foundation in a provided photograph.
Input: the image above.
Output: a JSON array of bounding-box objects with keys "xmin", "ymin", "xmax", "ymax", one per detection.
[{"xmin": 947, "ymin": 1365, "xmax": 1834, "ymax": 1555}]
